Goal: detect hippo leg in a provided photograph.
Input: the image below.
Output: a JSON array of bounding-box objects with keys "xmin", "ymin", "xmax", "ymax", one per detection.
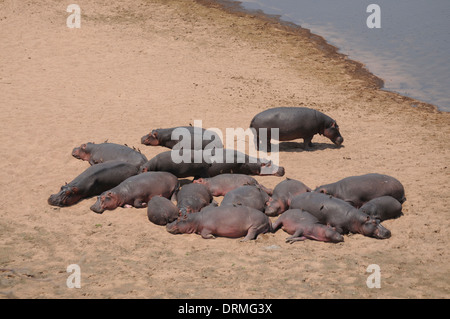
[
  {"xmin": 286, "ymin": 236, "xmax": 307, "ymax": 243},
  {"xmin": 240, "ymin": 226, "xmax": 262, "ymax": 242},
  {"xmin": 133, "ymin": 198, "xmax": 148, "ymax": 208},
  {"xmin": 200, "ymin": 229, "xmax": 215, "ymax": 239},
  {"xmin": 303, "ymin": 136, "xmax": 314, "ymax": 150}
]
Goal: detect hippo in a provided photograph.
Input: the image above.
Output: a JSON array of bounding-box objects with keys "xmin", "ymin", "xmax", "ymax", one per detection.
[
  {"xmin": 90, "ymin": 171, "xmax": 178, "ymax": 213},
  {"xmin": 141, "ymin": 126, "xmax": 223, "ymax": 150},
  {"xmin": 147, "ymin": 196, "xmax": 180, "ymax": 226},
  {"xmin": 290, "ymin": 192, "xmax": 391, "ymax": 239},
  {"xmin": 166, "ymin": 205, "xmax": 272, "ymax": 241},
  {"xmin": 315, "ymin": 173, "xmax": 406, "ymax": 208},
  {"xmin": 193, "ymin": 173, "xmax": 272, "ymax": 196},
  {"xmin": 175, "ymin": 183, "xmax": 213, "ymax": 215},
  {"xmin": 72, "ymin": 142, "xmax": 148, "ymax": 169},
  {"xmin": 220, "ymin": 185, "xmax": 271, "ymax": 212},
  {"xmin": 264, "ymin": 178, "xmax": 312, "ymax": 216},
  {"xmin": 250, "ymin": 107, "xmax": 343, "ymax": 151},
  {"xmin": 272, "ymin": 209, "xmax": 344, "ymax": 243},
  {"xmin": 359, "ymin": 196, "xmax": 403, "ymax": 221},
  {"xmin": 207, "ymin": 149, "xmax": 285, "ymax": 177},
  {"xmin": 48, "ymin": 161, "xmax": 139, "ymax": 207},
  {"xmin": 140, "ymin": 150, "xmax": 210, "ymax": 178}
]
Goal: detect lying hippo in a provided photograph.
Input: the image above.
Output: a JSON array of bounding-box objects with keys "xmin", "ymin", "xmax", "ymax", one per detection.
[
  {"xmin": 272, "ymin": 209, "xmax": 344, "ymax": 243},
  {"xmin": 264, "ymin": 178, "xmax": 311, "ymax": 216},
  {"xmin": 193, "ymin": 173, "xmax": 272, "ymax": 196},
  {"xmin": 221, "ymin": 185, "xmax": 271, "ymax": 212},
  {"xmin": 147, "ymin": 196, "xmax": 180, "ymax": 226},
  {"xmin": 72, "ymin": 142, "xmax": 148, "ymax": 169},
  {"xmin": 207, "ymin": 149, "xmax": 285, "ymax": 177},
  {"xmin": 90, "ymin": 171, "xmax": 178, "ymax": 213},
  {"xmin": 315, "ymin": 173, "xmax": 406, "ymax": 208},
  {"xmin": 250, "ymin": 107, "xmax": 343, "ymax": 151},
  {"xmin": 359, "ymin": 196, "xmax": 403, "ymax": 221},
  {"xmin": 175, "ymin": 183, "xmax": 213, "ymax": 215},
  {"xmin": 166, "ymin": 205, "xmax": 272, "ymax": 241},
  {"xmin": 141, "ymin": 126, "xmax": 223, "ymax": 150},
  {"xmin": 290, "ymin": 192, "xmax": 391, "ymax": 239},
  {"xmin": 48, "ymin": 161, "xmax": 139, "ymax": 207}
]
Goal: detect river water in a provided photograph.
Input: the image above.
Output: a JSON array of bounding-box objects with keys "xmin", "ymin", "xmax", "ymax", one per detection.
[{"xmin": 223, "ymin": 0, "xmax": 450, "ymax": 112}]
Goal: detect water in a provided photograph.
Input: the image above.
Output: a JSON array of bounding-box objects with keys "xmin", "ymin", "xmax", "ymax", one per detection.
[{"xmin": 225, "ymin": 0, "xmax": 450, "ymax": 112}]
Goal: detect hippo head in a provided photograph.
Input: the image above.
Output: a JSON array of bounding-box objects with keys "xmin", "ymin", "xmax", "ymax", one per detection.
[
  {"xmin": 141, "ymin": 130, "xmax": 160, "ymax": 146},
  {"xmin": 323, "ymin": 122, "xmax": 344, "ymax": 146},
  {"xmin": 72, "ymin": 143, "xmax": 92, "ymax": 161},
  {"xmin": 357, "ymin": 215, "xmax": 391, "ymax": 239},
  {"xmin": 89, "ymin": 191, "xmax": 120, "ymax": 214},
  {"xmin": 48, "ymin": 185, "xmax": 81, "ymax": 207},
  {"xmin": 264, "ymin": 197, "xmax": 286, "ymax": 217}
]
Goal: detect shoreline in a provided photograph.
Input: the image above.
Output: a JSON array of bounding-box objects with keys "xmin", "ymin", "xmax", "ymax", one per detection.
[
  {"xmin": 196, "ymin": 0, "xmax": 442, "ymax": 113},
  {"xmin": 0, "ymin": 0, "xmax": 449, "ymax": 299}
]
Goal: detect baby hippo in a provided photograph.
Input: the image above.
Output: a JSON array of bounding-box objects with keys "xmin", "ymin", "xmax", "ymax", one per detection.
[
  {"xmin": 90, "ymin": 171, "xmax": 178, "ymax": 213},
  {"xmin": 175, "ymin": 183, "xmax": 213, "ymax": 215},
  {"xmin": 272, "ymin": 209, "xmax": 344, "ymax": 243},
  {"xmin": 147, "ymin": 196, "xmax": 180, "ymax": 226},
  {"xmin": 264, "ymin": 178, "xmax": 311, "ymax": 216},
  {"xmin": 193, "ymin": 173, "xmax": 272, "ymax": 196},
  {"xmin": 220, "ymin": 185, "xmax": 270, "ymax": 212},
  {"xmin": 359, "ymin": 196, "xmax": 403, "ymax": 221},
  {"xmin": 166, "ymin": 205, "xmax": 271, "ymax": 241}
]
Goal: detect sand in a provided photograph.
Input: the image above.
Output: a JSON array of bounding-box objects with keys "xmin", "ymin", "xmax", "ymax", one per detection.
[{"xmin": 0, "ymin": 0, "xmax": 448, "ymax": 299}]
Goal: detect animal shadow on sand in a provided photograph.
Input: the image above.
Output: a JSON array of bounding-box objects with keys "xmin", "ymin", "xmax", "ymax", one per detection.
[{"xmin": 277, "ymin": 141, "xmax": 344, "ymax": 152}]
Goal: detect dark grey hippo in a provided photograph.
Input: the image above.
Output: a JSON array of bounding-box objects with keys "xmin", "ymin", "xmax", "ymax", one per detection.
[
  {"xmin": 72, "ymin": 142, "xmax": 148, "ymax": 169},
  {"xmin": 290, "ymin": 192, "xmax": 391, "ymax": 239},
  {"xmin": 220, "ymin": 185, "xmax": 271, "ymax": 212},
  {"xmin": 315, "ymin": 173, "xmax": 406, "ymax": 208},
  {"xmin": 48, "ymin": 161, "xmax": 139, "ymax": 207},
  {"xmin": 272, "ymin": 209, "xmax": 344, "ymax": 243},
  {"xmin": 175, "ymin": 183, "xmax": 213, "ymax": 215},
  {"xmin": 166, "ymin": 205, "xmax": 272, "ymax": 241},
  {"xmin": 264, "ymin": 177, "xmax": 312, "ymax": 216},
  {"xmin": 141, "ymin": 126, "xmax": 223, "ymax": 150},
  {"xmin": 250, "ymin": 107, "xmax": 343, "ymax": 151},
  {"xmin": 90, "ymin": 171, "xmax": 178, "ymax": 213},
  {"xmin": 359, "ymin": 196, "xmax": 403, "ymax": 221},
  {"xmin": 147, "ymin": 196, "xmax": 180, "ymax": 226}
]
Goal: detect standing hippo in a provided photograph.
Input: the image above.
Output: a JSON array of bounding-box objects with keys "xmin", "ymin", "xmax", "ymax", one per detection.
[
  {"xmin": 272, "ymin": 209, "xmax": 344, "ymax": 243},
  {"xmin": 315, "ymin": 173, "xmax": 406, "ymax": 208},
  {"xmin": 72, "ymin": 142, "xmax": 148, "ymax": 169},
  {"xmin": 290, "ymin": 192, "xmax": 391, "ymax": 239},
  {"xmin": 359, "ymin": 196, "xmax": 403, "ymax": 221},
  {"xmin": 140, "ymin": 150, "xmax": 210, "ymax": 178},
  {"xmin": 264, "ymin": 178, "xmax": 312, "ymax": 216},
  {"xmin": 250, "ymin": 107, "xmax": 343, "ymax": 151},
  {"xmin": 141, "ymin": 126, "xmax": 223, "ymax": 150},
  {"xmin": 193, "ymin": 173, "xmax": 272, "ymax": 196},
  {"xmin": 221, "ymin": 185, "xmax": 271, "ymax": 212},
  {"xmin": 147, "ymin": 196, "xmax": 180, "ymax": 226},
  {"xmin": 90, "ymin": 171, "xmax": 178, "ymax": 213},
  {"xmin": 207, "ymin": 149, "xmax": 285, "ymax": 177},
  {"xmin": 166, "ymin": 205, "xmax": 271, "ymax": 241},
  {"xmin": 175, "ymin": 183, "xmax": 213, "ymax": 215},
  {"xmin": 48, "ymin": 161, "xmax": 139, "ymax": 207}
]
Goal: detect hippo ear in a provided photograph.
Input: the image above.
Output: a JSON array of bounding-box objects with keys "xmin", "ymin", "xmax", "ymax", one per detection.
[{"xmin": 81, "ymin": 144, "xmax": 87, "ymax": 149}]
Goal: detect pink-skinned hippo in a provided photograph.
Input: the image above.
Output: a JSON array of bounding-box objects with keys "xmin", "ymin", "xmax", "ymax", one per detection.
[
  {"xmin": 141, "ymin": 126, "xmax": 223, "ymax": 150},
  {"xmin": 264, "ymin": 178, "xmax": 311, "ymax": 216},
  {"xmin": 250, "ymin": 107, "xmax": 343, "ymax": 151},
  {"xmin": 272, "ymin": 209, "xmax": 344, "ymax": 243},
  {"xmin": 48, "ymin": 161, "xmax": 139, "ymax": 207},
  {"xmin": 72, "ymin": 142, "xmax": 148, "ymax": 169},
  {"xmin": 166, "ymin": 205, "xmax": 272, "ymax": 241},
  {"xmin": 290, "ymin": 192, "xmax": 391, "ymax": 239},
  {"xmin": 90, "ymin": 171, "xmax": 178, "ymax": 213},
  {"xmin": 315, "ymin": 173, "xmax": 406, "ymax": 208},
  {"xmin": 359, "ymin": 196, "xmax": 403, "ymax": 221},
  {"xmin": 220, "ymin": 185, "xmax": 270, "ymax": 212},
  {"xmin": 193, "ymin": 173, "xmax": 272, "ymax": 196}
]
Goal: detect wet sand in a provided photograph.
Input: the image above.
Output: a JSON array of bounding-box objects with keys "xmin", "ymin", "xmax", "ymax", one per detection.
[{"xmin": 0, "ymin": 0, "xmax": 449, "ymax": 298}]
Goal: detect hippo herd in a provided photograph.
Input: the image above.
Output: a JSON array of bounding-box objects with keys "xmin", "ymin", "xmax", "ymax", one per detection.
[{"xmin": 48, "ymin": 106, "xmax": 406, "ymax": 243}]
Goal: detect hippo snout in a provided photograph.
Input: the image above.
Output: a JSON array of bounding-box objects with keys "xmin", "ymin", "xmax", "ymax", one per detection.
[
  {"xmin": 334, "ymin": 136, "xmax": 344, "ymax": 146},
  {"xmin": 374, "ymin": 224, "xmax": 391, "ymax": 239},
  {"xmin": 90, "ymin": 199, "xmax": 105, "ymax": 214},
  {"xmin": 276, "ymin": 166, "xmax": 285, "ymax": 177},
  {"xmin": 48, "ymin": 194, "xmax": 63, "ymax": 207}
]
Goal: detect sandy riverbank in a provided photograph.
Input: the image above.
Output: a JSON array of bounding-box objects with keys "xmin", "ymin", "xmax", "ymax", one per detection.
[{"xmin": 0, "ymin": 0, "xmax": 448, "ymax": 298}]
